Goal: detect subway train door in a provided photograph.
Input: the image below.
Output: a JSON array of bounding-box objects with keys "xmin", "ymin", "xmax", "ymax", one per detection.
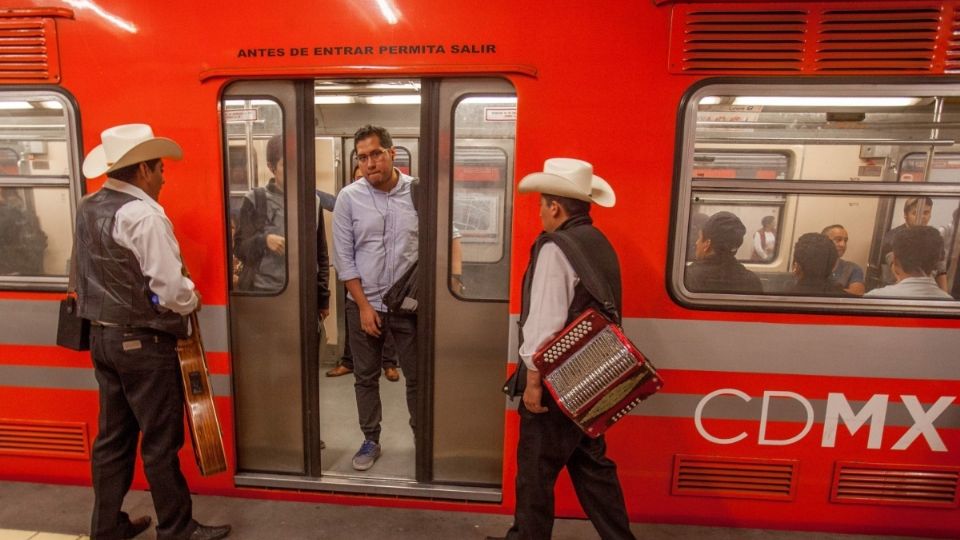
[
  {"xmin": 223, "ymin": 81, "xmax": 321, "ymax": 476},
  {"xmin": 427, "ymin": 78, "xmax": 516, "ymax": 488}
]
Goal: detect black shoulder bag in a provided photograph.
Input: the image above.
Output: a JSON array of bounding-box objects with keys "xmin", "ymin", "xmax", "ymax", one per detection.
[
  {"xmin": 383, "ymin": 178, "xmax": 420, "ymax": 314},
  {"xmin": 56, "ymin": 240, "xmax": 90, "ymax": 351}
]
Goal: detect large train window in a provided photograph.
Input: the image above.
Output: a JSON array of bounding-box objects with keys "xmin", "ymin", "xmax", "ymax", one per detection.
[
  {"xmin": 0, "ymin": 92, "xmax": 79, "ymax": 290},
  {"xmin": 673, "ymin": 86, "xmax": 960, "ymax": 315},
  {"xmin": 223, "ymin": 99, "xmax": 288, "ymax": 294},
  {"xmin": 451, "ymin": 96, "xmax": 516, "ymax": 300}
]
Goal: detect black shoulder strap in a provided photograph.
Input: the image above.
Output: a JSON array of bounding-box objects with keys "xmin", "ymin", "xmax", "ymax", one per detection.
[
  {"xmin": 253, "ymin": 186, "xmax": 267, "ymax": 227},
  {"xmin": 547, "ymin": 232, "xmax": 621, "ymax": 323},
  {"xmin": 409, "ymin": 176, "xmax": 420, "ymax": 213}
]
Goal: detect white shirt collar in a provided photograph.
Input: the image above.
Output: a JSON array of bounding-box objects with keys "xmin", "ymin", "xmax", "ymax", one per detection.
[{"xmin": 103, "ymin": 178, "xmax": 165, "ymax": 214}]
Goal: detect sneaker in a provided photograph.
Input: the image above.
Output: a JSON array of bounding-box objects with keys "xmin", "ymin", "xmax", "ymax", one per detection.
[{"xmin": 351, "ymin": 439, "xmax": 381, "ymax": 471}]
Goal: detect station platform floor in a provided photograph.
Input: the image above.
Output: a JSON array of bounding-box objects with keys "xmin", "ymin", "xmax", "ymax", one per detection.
[{"xmin": 0, "ymin": 480, "xmax": 927, "ymax": 540}]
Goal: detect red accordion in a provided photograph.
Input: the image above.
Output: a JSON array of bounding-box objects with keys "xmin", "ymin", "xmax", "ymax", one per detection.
[{"xmin": 533, "ymin": 308, "xmax": 663, "ymax": 437}]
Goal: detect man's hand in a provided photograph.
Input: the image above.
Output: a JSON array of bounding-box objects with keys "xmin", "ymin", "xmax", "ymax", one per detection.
[
  {"xmin": 359, "ymin": 304, "xmax": 382, "ymax": 337},
  {"xmin": 319, "ymin": 308, "xmax": 330, "ymax": 320},
  {"xmin": 522, "ymin": 369, "xmax": 548, "ymax": 414},
  {"xmin": 266, "ymin": 234, "xmax": 286, "ymax": 255}
]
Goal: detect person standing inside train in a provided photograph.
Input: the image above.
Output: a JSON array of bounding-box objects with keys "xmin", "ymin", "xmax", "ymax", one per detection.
[
  {"xmin": 492, "ymin": 158, "xmax": 635, "ymax": 540},
  {"xmin": 325, "ymin": 163, "xmax": 400, "ymax": 382},
  {"xmin": 821, "ymin": 224, "xmax": 865, "ymax": 296},
  {"xmin": 233, "ymin": 135, "xmax": 331, "ymax": 323},
  {"xmin": 332, "ymin": 125, "xmax": 419, "ymax": 471},
  {"xmin": 752, "ymin": 215, "xmax": 777, "ymax": 262},
  {"xmin": 75, "ymin": 124, "xmax": 230, "ymax": 540}
]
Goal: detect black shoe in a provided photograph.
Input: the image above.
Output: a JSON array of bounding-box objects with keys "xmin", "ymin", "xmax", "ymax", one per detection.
[
  {"xmin": 189, "ymin": 523, "xmax": 231, "ymax": 540},
  {"xmin": 121, "ymin": 515, "xmax": 152, "ymax": 539}
]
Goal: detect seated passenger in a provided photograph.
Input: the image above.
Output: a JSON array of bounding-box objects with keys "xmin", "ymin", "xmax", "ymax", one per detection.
[
  {"xmin": 686, "ymin": 211, "xmax": 762, "ymax": 294},
  {"xmin": 822, "ymin": 224, "xmax": 864, "ymax": 296},
  {"xmin": 790, "ymin": 233, "xmax": 848, "ymax": 296},
  {"xmin": 866, "ymin": 226, "xmax": 952, "ymax": 299},
  {"xmin": 880, "ymin": 197, "xmax": 947, "ymax": 290}
]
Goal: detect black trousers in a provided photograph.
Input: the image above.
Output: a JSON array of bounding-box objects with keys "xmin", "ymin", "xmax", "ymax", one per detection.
[
  {"xmin": 89, "ymin": 325, "xmax": 196, "ymax": 540},
  {"xmin": 506, "ymin": 391, "xmax": 635, "ymax": 540},
  {"xmin": 345, "ymin": 300, "xmax": 417, "ymax": 442}
]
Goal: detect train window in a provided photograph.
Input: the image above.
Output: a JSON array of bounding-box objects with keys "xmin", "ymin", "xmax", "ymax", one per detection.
[
  {"xmin": 673, "ymin": 86, "xmax": 960, "ymax": 314},
  {"xmin": 0, "ymin": 92, "xmax": 79, "ymax": 290},
  {"xmin": 223, "ymin": 99, "xmax": 288, "ymax": 294},
  {"xmin": 451, "ymin": 96, "xmax": 516, "ymax": 300}
]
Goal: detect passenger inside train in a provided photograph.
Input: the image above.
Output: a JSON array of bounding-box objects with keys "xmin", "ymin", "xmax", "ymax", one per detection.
[
  {"xmin": 822, "ymin": 224, "xmax": 865, "ymax": 296},
  {"xmin": 789, "ymin": 233, "xmax": 849, "ymax": 296},
  {"xmin": 866, "ymin": 225, "xmax": 953, "ymax": 299}
]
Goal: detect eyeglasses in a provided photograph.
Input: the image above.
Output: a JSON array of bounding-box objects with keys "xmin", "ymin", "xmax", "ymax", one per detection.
[{"xmin": 356, "ymin": 148, "xmax": 389, "ymax": 164}]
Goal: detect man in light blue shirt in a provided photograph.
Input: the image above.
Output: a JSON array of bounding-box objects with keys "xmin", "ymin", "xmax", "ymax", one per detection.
[{"xmin": 332, "ymin": 125, "xmax": 418, "ymax": 471}]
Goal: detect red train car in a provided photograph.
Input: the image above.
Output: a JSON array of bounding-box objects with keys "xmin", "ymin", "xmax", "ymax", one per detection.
[{"xmin": 0, "ymin": 0, "xmax": 958, "ymax": 537}]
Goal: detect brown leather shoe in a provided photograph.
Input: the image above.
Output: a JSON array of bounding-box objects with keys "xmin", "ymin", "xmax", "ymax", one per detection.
[
  {"xmin": 384, "ymin": 366, "xmax": 400, "ymax": 382},
  {"xmin": 121, "ymin": 516, "xmax": 151, "ymax": 539},
  {"xmin": 326, "ymin": 364, "xmax": 353, "ymax": 377}
]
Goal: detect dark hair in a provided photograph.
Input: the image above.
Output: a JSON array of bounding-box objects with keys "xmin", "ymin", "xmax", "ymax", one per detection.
[
  {"xmin": 893, "ymin": 225, "xmax": 943, "ymax": 275},
  {"xmin": 793, "ymin": 233, "xmax": 838, "ymax": 281},
  {"xmin": 821, "ymin": 224, "xmax": 845, "ymax": 235},
  {"xmin": 542, "ymin": 193, "xmax": 591, "ymax": 218},
  {"xmin": 107, "ymin": 158, "xmax": 160, "ymax": 182},
  {"xmin": 904, "ymin": 196, "xmax": 934, "ymax": 214},
  {"xmin": 353, "ymin": 125, "xmax": 393, "ymax": 149},
  {"xmin": 266, "ymin": 135, "xmax": 283, "ymax": 170},
  {"xmin": 761, "ymin": 215, "xmax": 775, "ymax": 227},
  {"xmin": 702, "ymin": 211, "xmax": 746, "ymax": 253}
]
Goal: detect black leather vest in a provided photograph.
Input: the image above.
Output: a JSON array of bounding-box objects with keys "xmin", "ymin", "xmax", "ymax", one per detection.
[
  {"xmin": 519, "ymin": 214, "xmax": 622, "ymax": 332},
  {"xmin": 75, "ymin": 188, "xmax": 187, "ymax": 337}
]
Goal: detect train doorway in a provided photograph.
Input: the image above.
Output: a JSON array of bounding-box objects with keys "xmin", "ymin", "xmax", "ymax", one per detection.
[{"xmin": 223, "ymin": 78, "xmax": 515, "ymax": 500}]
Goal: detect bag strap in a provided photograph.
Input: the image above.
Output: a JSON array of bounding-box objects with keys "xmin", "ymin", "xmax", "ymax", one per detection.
[
  {"xmin": 410, "ymin": 176, "xmax": 420, "ymax": 213},
  {"xmin": 547, "ymin": 232, "xmax": 621, "ymax": 324},
  {"xmin": 253, "ymin": 186, "xmax": 267, "ymax": 228},
  {"xmin": 67, "ymin": 238, "xmax": 78, "ymax": 295}
]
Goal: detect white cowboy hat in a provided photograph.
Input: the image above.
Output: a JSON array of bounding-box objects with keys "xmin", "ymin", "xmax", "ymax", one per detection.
[
  {"xmin": 82, "ymin": 123, "xmax": 183, "ymax": 178},
  {"xmin": 518, "ymin": 157, "xmax": 615, "ymax": 207}
]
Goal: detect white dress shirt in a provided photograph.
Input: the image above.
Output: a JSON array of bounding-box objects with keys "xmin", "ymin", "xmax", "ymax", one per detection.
[
  {"xmin": 519, "ymin": 242, "xmax": 579, "ymax": 371},
  {"xmin": 104, "ymin": 179, "xmax": 198, "ymax": 315}
]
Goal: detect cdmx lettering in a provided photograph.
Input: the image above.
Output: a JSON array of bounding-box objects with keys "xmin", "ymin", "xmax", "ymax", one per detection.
[{"xmin": 694, "ymin": 388, "xmax": 957, "ymax": 452}]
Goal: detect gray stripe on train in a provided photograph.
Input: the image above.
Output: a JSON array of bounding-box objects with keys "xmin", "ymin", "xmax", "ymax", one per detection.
[
  {"xmin": 0, "ymin": 300, "xmax": 229, "ymax": 353},
  {"xmin": 0, "ymin": 365, "xmax": 233, "ymax": 396},
  {"xmin": 507, "ymin": 315, "xmax": 960, "ymax": 381}
]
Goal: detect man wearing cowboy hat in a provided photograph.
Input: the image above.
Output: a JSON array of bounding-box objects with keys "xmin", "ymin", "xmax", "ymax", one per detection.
[
  {"xmin": 76, "ymin": 124, "xmax": 230, "ymax": 540},
  {"xmin": 493, "ymin": 158, "xmax": 635, "ymax": 540}
]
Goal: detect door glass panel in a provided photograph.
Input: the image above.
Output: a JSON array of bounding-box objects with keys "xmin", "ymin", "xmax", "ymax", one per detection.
[
  {"xmin": 451, "ymin": 96, "xmax": 516, "ymax": 300},
  {"xmin": 225, "ymin": 99, "xmax": 288, "ymax": 294}
]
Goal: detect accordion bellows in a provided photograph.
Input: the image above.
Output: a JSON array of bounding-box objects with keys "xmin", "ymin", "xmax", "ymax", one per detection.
[{"xmin": 533, "ymin": 308, "xmax": 663, "ymax": 437}]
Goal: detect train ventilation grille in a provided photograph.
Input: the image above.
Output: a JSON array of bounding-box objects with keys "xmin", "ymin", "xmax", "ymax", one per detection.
[
  {"xmin": 948, "ymin": 8, "xmax": 960, "ymax": 73},
  {"xmin": 832, "ymin": 462, "xmax": 960, "ymax": 509},
  {"xmin": 670, "ymin": 4, "xmax": 949, "ymax": 74},
  {"xmin": 0, "ymin": 17, "xmax": 61, "ymax": 83},
  {"xmin": 672, "ymin": 10, "xmax": 807, "ymax": 72},
  {"xmin": 816, "ymin": 7, "xmax": 940, "ymax": 72},
  {"xmin": 0, "ymin": 419, "xmax": 89, "ymax": 460},
  {"xmin": 671, "ymin": 455, "xmax": 798, "ymax": 501}
]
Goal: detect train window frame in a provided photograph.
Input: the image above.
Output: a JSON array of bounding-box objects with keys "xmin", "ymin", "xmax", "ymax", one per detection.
[
  {"xmin": 671, "ymin": 82, "xmax": 960, "ymax": 316},
  {"xmin": 0, "ymin": 90, "xmax": 82, "ymax": 292},
  {"xmin": 222, "ymin": 97, "xmax": 290, "ymax": 297}
]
